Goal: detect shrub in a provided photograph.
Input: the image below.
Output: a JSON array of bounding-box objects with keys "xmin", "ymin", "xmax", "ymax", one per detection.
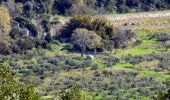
[
  {"xmin": 155, "ymin": 33, "xmax": 170, "ymax": 41},
  {"xmin": 41, "ymin": 41, "xmax": 51, "ymax": 49},
  {"xmin": 0, "ymin": 41, "xmax": 12, "ymax": 55},
  {"xmin": 118, "ymin": 5, "xmax": 130, "ymax": 13},
  {"xmin": 10, "ymin": 40, "xmax": 20, "ymax": 53},
  {"xmin": 17, "ymin": 36, "xmax": 34, "ymax": 50},
  {"xmin": 91, "ymin": 64, "xmax": 98, "ymax": 70},
  {"xmin": 9, "ymin": 27, "xmax": 20, "ymax": 39},
  {"xmin": 34, "ymin": 38, "xmax": 43, "ymax": 48},
  {"xmin": 15, "ymin": 16, "xmax": 38, "ymax": 36},
  {"xmin": 63, "ymin": 43, "xmax": 74, "ymax": 51},
  {"xmin": 111, "ymin": 26, "xmax": 134, "ymax": 48},
  {"xmin": 61, "ymin": 86, "xmax": 84, "ymax": 100},
  {"xmin": 65, "ymin": 58, "xmax": 81, "ymax": 68},
  {"xmin": 41, "ymin": 19, "xmax": 50, "ymax": 32},
  {"xmin": 22, "ymin": 2, "xmax": 34, "ymax": 18},
  {"xmin": 33, "ymin": 0, "xmax": 46, "ymax": 14},
  {"xmin": 45, "ymin": 34, "xmax": 53, "ymax": 43},
  {"xmin": 164, "ymin": 41, "xmax": 170, "ymax": 48},
  {"xmin": 47, "ymin": 58, "xmax": 60, "ymax": 66}
]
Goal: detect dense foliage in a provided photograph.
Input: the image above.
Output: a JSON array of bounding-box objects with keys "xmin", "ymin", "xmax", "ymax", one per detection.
[
  {"xmin": 0, "ymin": 0, "xmax": 170, "ymax": 100},
  {"xmin": 62, "ymin": 15, "xmax": 115, "ymax": 39},
  {"xmin": 0, "ymin": 5, "xmax": 11, "ymax": 38},
  {"xmin": 71, "ymin": 28, "xmax": 102, "ymax": 56},
  {"xmin": 0, "ymin": 51, "xmax": 169, "ymax": 99},
  {"xmin": 1, "ymin": 0, "xmax": 170, "ymax": 17},
  {"xmin": 15, "ymin": 16, "xmax": 38, "ymax": 37},
  {"xmin": 61, "ymin": 15, "xmax": 133, "ymax": 52},
  {"xmin": 0, "ymin": 59, "xmax": 39, "ymax": 100}
]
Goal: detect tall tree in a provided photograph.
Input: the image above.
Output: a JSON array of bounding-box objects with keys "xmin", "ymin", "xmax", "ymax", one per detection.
[{"xmin": 0, "ymin": 5, "xmax": 11, "ymax": 40}]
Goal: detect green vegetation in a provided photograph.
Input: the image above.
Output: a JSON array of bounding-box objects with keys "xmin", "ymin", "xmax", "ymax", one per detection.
[
  {"xmin": 62, "ymin": 15, "xmax": 115, "ymax": 39},
  {"xmin": 0, "ymin": 5, "xmax": 11, "ymax": 38},
  {"xmin": 0, "ymin": 0, "xmax": 170, "ymax": 100},
  {"xmin": 0, "ymin": 59, "xmax": 39, "ymax": 100},
  {"xmin": 15, "ymin": 16, "xmax": 38, "ymax": 36},
  {"xmin": 61, "ymin": 86, "xmax": 84, "ymax": 100}
]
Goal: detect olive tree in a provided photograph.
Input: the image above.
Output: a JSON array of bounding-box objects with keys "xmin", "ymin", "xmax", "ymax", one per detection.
[{"xmin": 71, "ymin": 28, "xmax": 101, "ymax": 57}]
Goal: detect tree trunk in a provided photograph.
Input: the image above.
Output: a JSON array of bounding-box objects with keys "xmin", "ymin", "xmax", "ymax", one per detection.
[
  {"xmin": 81, "ymin": 46, "xmax": 84, "ymax": 57},
  {"xmin": 81, "ymin": 50, "xmax": 83, "ymax": 57},
  {"xmin": 94, "ymin": 48, "xmax": 96, "ymax": 55}
]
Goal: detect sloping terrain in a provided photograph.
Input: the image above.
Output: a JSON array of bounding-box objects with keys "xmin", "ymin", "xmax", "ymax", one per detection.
[
  {"xmin": 0, "ymin": 4, "xmax": 170, "ymax": 99},
  {"xmin": 10, "ymin": 11, "xmax": 169, "ymax": 99}
]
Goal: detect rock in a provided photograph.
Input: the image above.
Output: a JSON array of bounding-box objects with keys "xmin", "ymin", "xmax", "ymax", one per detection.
[
  {"xmin": 86, "ymin": 55, "xmax": 94, "ymax": 61},
  {"xmin": 18, "ymin": 28, "xmax": 29, "ymax": 36}
]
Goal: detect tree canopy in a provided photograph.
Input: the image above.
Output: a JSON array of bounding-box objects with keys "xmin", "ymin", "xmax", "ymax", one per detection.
[{"xmin": 0, "ymin": 6, "xmax": 11, "ymax": 39}]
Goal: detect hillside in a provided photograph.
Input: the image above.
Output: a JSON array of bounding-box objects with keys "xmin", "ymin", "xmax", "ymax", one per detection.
[
  {"xmin": 1, "ymin": 0, "xmax": 170, "ymax": 16},
  {"xmin": 0, "ymin": 0, "xmax": 170, "ymax": 100}
]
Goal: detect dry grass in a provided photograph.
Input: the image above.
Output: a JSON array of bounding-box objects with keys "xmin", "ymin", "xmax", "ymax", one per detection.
[{"xmin": 104, "ymin": 11, "xmax": 170, "ymax": 31}]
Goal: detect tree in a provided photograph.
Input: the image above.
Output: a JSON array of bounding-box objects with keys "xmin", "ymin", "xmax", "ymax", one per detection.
[
  {"xmin": 33, "ymin": 0, "xmax": 46, "ymax": 14},
  {"xmin": 53, "ymin": 0, "xmax": 72, "ymax": 14},
  {"xmin": 61, "ymin": 86, "xmax": 84, "ymax": 100},
  {"xmin": 154, "ymin": 79, "xmax": 170, "ymax": 100},
  {"xmin": 85, "ymin": 30, "xmax": 102, "ymax": 53},
  {"xmin": 0, "ymin": 5, "xmax": 11, "ymax": 39},
  {"xmin": 43, "ymin": 0, "xmax": 54, "ymax": 14},
  {"xmin": 62, "ymin": 15, "xmax": 115, "ymax": 40},
  {"xmin": 71, "ymin": 28, "xmax": 101, "ymax": 57},
  {"xmin": 0, "ymin": 59, "xmax": 40, "ymax": 100},
  {"xmin": 0, "ymin": 0, "xmax": 7, "ymax": 4}
]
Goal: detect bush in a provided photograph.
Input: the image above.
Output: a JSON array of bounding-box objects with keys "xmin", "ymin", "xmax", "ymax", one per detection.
[
  {"xmin": 17, "ymin": 36, "xmax": 34, "ymax": 50},
  {"xmin": 61, "ymin": 86, "xmax": 84, "ymax": 100},
  {"xmin": 165, "ymin": 41, "xmax": 170, "ymax": 48},
  {"xmin": 111, "ymin": 26, "xmax": 134, "ymax": 48},
  {"xmin": 47, "ymin": 58, "xmax": 60, "ymax": 66},
  {"xmin": 15, "ymin": 16, "xmax": 38, "ymax": 37},
  {"xmin": 155, "ymin": 33, "xmax": 170, "ymax": 41},
  {"xmin": 63, "ymin": 43, "xmax": 74, "ymax": 51},
  {"xmin": 0, "ymin": 41, "xmax": 12, "ymax": 55},
  {"xmin": 41, "ymin": 41, "xmax": 51, "ymax": 49},
  {"xmin": 65, "ymin": 58, "xmax": 81, "ymax": 68},
  {"xmin": 34, "ymin": 38, "xmax": 43, "ymax": 48},
  {"xmin": 45, "ymin": 34, "xmax": 53, "ymax": 43},
  {"xmin": 41, "ymin": 19, "xmax": 50, "ymax": 32},
  {"xmin": 9, "ymin": 27, "xmax": 20, "ymax": 39},
  {"xmin": 22, "ymin": 2, "xmax": 34, "ymax": 18}
]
